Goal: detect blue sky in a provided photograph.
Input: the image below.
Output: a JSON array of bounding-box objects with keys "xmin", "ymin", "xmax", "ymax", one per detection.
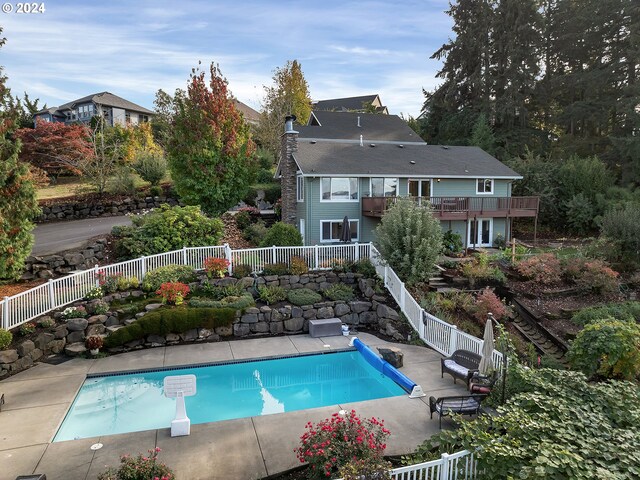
[{"xmin": 1, "ymin": 0, "xmax": 452, "ymax": 117}]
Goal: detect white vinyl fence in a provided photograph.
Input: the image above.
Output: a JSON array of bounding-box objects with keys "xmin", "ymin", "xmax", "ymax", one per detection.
[{"xmin": 388, "ymin": 450, "xmax": 478, "ymax": 480}]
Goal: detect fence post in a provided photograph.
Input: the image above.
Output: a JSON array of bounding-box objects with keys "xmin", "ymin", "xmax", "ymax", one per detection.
[
  {"xmin": 182, "ymin": 246, "xmax": 187, "ymax": 266},
  {"xmin": 384, "ymin": 266, "xmax": 388, "ymax": 287},
  {"xmin": 48, "ymin": 279, "xmax": 55, "ymax": 310},
  {"xmin": 439, "ymin": 453, "xmax": 450, "ymax": 480},
  {"xmin": 511, "ymin": 237, "xmax": 516, "ymax": 264},
  {"xmin": 314, "ymin": 244, "xmax": 319, "ymax": 270},
  {"xmin": 448, "ymin": 325, "xmax": 459, "ymax": 355},
  {"xmin": 272, "ymin": 245, "xmax": 276, "ymax": 264},
  {"xmin": 224, "ymin": 243, "xmax": 233, "ymax": 275},
  {"xmin": 140, "ymin": 255, "xmax": 147, "ymax": 280},
  {"xmin": 354, "ymin": 242, "xmax": 359, "ymax": 262},
  {"xmin": 2, "ymin": 296, "xmax": 9, "ymax": 330},
  {"xmin": 94, "ymin": 264, "xmax": 100, "ymax": 288},
  {"xmin": 400, "ymin": 281, "xmax": 406, "ymax": 311}
]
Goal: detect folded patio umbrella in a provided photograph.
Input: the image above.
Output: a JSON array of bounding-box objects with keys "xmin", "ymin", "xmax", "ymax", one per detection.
[
  {"xmin": 340, "ymin": 215, "xmax": 351, "ymax": 243},
  {"xmin": 478, "ymin": 318, "xmax": 495, "ymax": 375}
]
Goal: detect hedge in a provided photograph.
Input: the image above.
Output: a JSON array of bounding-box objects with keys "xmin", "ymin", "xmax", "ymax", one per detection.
[
  {"xmin": 189, "ymin": 294, "xmax": 255, "ymax": 310},
  {"xmin": 104, "ymin": 307, "xmax": 235, "ymax": 347}
]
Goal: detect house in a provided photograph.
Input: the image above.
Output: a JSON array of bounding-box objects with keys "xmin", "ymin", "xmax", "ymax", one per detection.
[
  {"xmin": 234, "ymin": 99, "xmax": 261, "ymax": 126},
  {"xmin": 313, "ymin": 94, "xmax": 389, "ymax": 114},
  {"xmin": 277, "ymin": 113, "xmax": 539, "ymax": 247},
  {"xmin": 33, "ymin": 92, "xmax": 154, "ymax": 127}
]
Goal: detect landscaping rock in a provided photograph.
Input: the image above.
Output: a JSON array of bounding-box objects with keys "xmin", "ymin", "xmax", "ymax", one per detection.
[
  {"xmin": 303, "ymin": 309, "xmax": 317, "ymax": 319},
  {"xmin": 334, "ymin": 303, "xmax": 350, "ymax": 316},
  {"xmin": 67, "ymin": 331, "xmax": 85, "ymax": 343},
  {"xmin": 241, "ymin": 313, "xmax": 259, "ymax": 323},
  {"xmin": 64, "ymin": 342, "xmax": 87, "ymax": 356},
  {"xmin": 377, "ymin": 304, "xmax": 399, "ymax": 321},
  {"xmin": 341, "ymin": 313, "xmax": 359, "ymax": 325},
  {"xmin": 359, "ymin": 311, "xmax": 378, "ymax": 324},
  {"xmin": 49, "ymin": 339, "xmax": 66, "ymax": 354},
  {"xmin": 135, "ymin": 312, "xmax": 146, "ymax": 319},
  {"xmin": 291, "ymin": 306, "xmax": 303, "ymax": 318},
  {"xmin": 317, "ymin": 307, "xmax": 334, "ymax": 319},
  {"xmin": 215, "ymin": 325, "xmax": 233, "ymax": 337},
  {"xmin": 35, "ymin": 332, "xmax": 55, "ymax": 351},
  {"xmin": 66, "ymin": 318, "xmax": 88, "ymax": 331},
  {"xmin": 145, "ymin": 303, "xmax": 163, "ymax": 311},
  {"xmin": 87, "ymin": 314, "xmax": 108, "ymax": 324},
  {"xmin": 198, "ymin": 328, "xmax": 213, "ymax": 339},
  {"xmin": 29, "ymin": 348, "xmax": 44, "ymax": 361},
  {"xmin": 124, "ymin": 319, "xmax": 137, "ymax": 326},
  {"xmin": 0, "ymin": 349, "xmax": 18, "ymax": 364},
  {"xmin": 17, "ymin": 340, "xmax": 35, "ymax": 357},
  {"xmin": 181, "ymin": 329, "xmax": 198, "ymax": 342},
  {"xmin": 86, "ymin": 324, "xmax": 106, "ymax": 336},
  {"xmin": 284, "ymin": 317, "xmax": 304, "ymax": 332},
  {"xmin": 251, "ymin": 322, "xmax": 270, "ymax": 333},
  {"xmin": 270, "ymin": 321, "xmax": 284, "ymax": 334},
  {"xmin": 377, "ymin": 347, "xmax": 404, "ymax": 368},
  {"xmin": 234, "ymin": 323, "xmax": 250, "ymax": 336},
  {"xmin": 350, "ymin": 301, "xmax": 372, "ymax": 313},
  {"xmin": 238, "ymin": 277, "xmax": 254, "ymax": 288},
  {"xmin": 54, "ymin": 325, "xmax": 68, "ymax": 339},
  {"xmin": 11, "ymin": 356, "xmax": 33, "ymax": 371},
  {"xmin": 105, "ymin": 316, "xmax": 120, "ymax": 327},
  {"xmin": 165, "ymin": 333, "xmax": 180, "ymax": 343},
  {"xmin": 147, "ymin": 334, "xmax": 166, "ymax": 345},
  {"xmin": 106, "ymin": 325, "xmax": 124, "ymax": 334}
]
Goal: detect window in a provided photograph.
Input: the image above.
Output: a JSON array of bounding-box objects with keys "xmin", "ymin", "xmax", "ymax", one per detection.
[
  {"xmin": 125, "ymin": 112, "xmax": 131, "ymax": 124},
  {"xmin": 476, "ymin": 178, "xmax": 494, "ymax": 194},
  {"xmin": 297, "ymin": 175, "xmax": 304, "ymax": 202},
  {"xmin": 138, "ymin": 114, "xmax": 149, "ymax": 123},
  {"xmin": 321, "ymin": 220, "xmax": 359, "ymax": 243},
  {"xmin": 371, "ymin": 178, "xmax": 398, "ymax": 197},
  {"xmin": 321, "ymin": 177, "xmax": 358, "ymax": 201}
]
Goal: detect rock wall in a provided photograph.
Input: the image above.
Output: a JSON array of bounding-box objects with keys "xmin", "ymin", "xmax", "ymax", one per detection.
[
  {"xmin": 37, "ymin": 195, "xmax": 181, "ymax": 222},
  {"xmin": 21, "ymin": 239, "xmax": 108, "ymax": 280}
]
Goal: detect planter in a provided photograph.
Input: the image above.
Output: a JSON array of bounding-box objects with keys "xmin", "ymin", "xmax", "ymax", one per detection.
[{"xmin": 90, "ymin": 349, "xmax": 99, "ymax": 356}]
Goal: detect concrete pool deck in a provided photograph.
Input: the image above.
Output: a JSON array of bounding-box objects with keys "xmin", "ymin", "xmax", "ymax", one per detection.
[{"xmin": 0, "ymin": 333, "xmax": 467, "ymax": 480}]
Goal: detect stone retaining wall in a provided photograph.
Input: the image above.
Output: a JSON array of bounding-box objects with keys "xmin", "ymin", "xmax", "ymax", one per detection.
[
  {"xmin": 37, "ymin": 195, "xmax": 181, "ymax": 222},
  {"xmin": 0, "ymin": 273, "xmax": 405, "ymax": 378},
  {"xmin": 21, "ymin": 239, "xmax": 108, "ymax": 280}
]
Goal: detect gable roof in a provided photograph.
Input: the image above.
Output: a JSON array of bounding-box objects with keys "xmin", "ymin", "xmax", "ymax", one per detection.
[
  {"xmin": 56, "ymin": 92, "xmax": 154, "ymax": 115},
  {"xmin": 234, "ymin": 99, "xmax": 260, "ymax": 124},
  {"xmin": 314, "ymin": 95, "xmax": 386, "ymax": 113},
  {"xmin": 289, "ymin": 142, "xmax": 521, "ymax": 179},
  {"xmin": 298, "ymin": 111, "xmax": 422, "ymax": 143}
]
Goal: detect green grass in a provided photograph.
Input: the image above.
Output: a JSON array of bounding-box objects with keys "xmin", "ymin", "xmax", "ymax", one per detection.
[{"xmin": 37, "ymin": 173, "xmax": 173, "ymax": 200}]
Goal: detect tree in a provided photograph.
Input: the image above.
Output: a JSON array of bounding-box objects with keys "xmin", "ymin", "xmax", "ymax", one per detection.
[
  {"xmin": 0, "ymin": 30, "xmax": 40, "ymax": 279},
  {"xmin": 167, "ymin": 63, "xmax": 256, "ymax": 215},
  {"xmin": 374, "ymin": 197, "xmax": 443, "ymax": 285},
  {"xmin": 15, "ymin": 119, "xmax": 93, "ymax": 176},
  {"xmin": 255, "ymin": 60, "xmax": 312, "ymax": 158},
  {"xmin": 82, "ymin": 120, "xmax": 122, "ymax": 195},
  {"xmin": 108, "ymin": 122, "xmax": 163, "ymax": 164},
  {"xmin": 13, "ymin": 92, "xmax": 46, "ymax": 128},
  {"xmin": 469, "ymin": 113, "xmax": 496, "ymax": 155}
]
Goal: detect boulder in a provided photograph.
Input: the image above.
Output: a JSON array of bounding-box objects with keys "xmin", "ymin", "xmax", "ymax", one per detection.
[
  {"xmin": 269, "ymin": 321, "xmax": 284, "ymax": 334},
  {"xmin": 145, "ymin": 303, "xmax": 163, "ymax": 312},
  {"xmin": 340, "ymin": 313, "xmax": 359, "ymax": 325},
  {"xmin": 377, "ymin": 347, "xmax": 404, "ymax": 368},
  {"xmin": 377, "ymin": 304, "xmax": 399, "ymax": 321},
  {"xmin": 198, "ymin": 328, "xmax": 213, "ymax": 339},
  {"xmin": 66, "ymin": 318, "xmax": 88, "ymax": 331},
  {"xmin": 180, "ymin": 329, "xmax": 198, "ymax": 342},
  {"xmin": 166, "ymin": 333, "xmax": 180, "ymax": 343},
  {"xmin": 64, "ymin": 342, "xmax": 87, "ymax": 356},
  {"xmin": 54, "ymin": 325, "xmax": 68, "ymax": 339},
  {"xmin": 10, "ymin": 356, "xmax": 33, "ymax": 372},
  {"xmin": 0, "ymin": 349, "xmax": 18, "ymax": 364},
  {"xmin": 35, "ymin": 332, "xmax": 55, "ymax": 351},
  {"xmin": 87, "ymin": 314, "xmax": 108, "ymax": 324},
  {"xmin": 241, "ymin": 313, "xmax": 259, "ymax": 324},
  {"xmin": 147, "ymin": 334, "xmax": 166, "ymax": 345},
  {"xmin": 359, "ymin": 311, "xmax": 378, "ymax": 325},
  {"xmin": 86, "ymin": 324, "xmax": 106, "ymax": 336},
  {"xmin": 48, "ymin": 339, "xmax": 66, "ymax": 354},
  {"xmin": 251, "ymin": 322, "xmax": 270, "ymax": 333},
  {"xmin": 17, "ymin": 340, "xmax": 35, "ymax": 357},
  {"xmin": 334, "ymin": 303, "xmax": 351, "ymax": 317},
  {"xmin": 284, "ymin": 317, "xmax": 304, "ymax": 332},
  {"xmin": 67, "ymin": 331, "xmax": 86, "ymax": 343},
  {"xmin": 349, "ymin": 301, "xmax": 372, "ymax": 313},
  {"xmin": 214, "ymin": 325, "xmax": 233, "ymax": 337},
  {"xmin": 234, "ymin": 323, "xmax": 250, "ymax": 337},
  {"xmin": 105, "ymin": 316, "xmax": 120, "ymax": 327},
  {"xmin": 291, "ymin": 306, "xmax": 303, "ymax": 318},
  {"xmin": 317, "ymin": 306, "xmax": 334, "ymax": 319},
  {"xmin": 29, "ymin": 348, "xmax": 44, "ymax": 361}
]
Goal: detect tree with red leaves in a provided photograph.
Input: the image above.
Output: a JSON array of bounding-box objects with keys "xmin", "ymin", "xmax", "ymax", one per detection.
[
  {"xmin": 15, "ymin": 119, "xmax": 93, "ymax": 176},
  {"xmin": 167, "ymin": 63, "xmax": 256, "ymax": 215}
]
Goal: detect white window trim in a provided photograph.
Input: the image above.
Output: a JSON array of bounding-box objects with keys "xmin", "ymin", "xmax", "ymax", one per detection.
[
  {"xmin": 297, "ymin": 174, "xmax": 304, "ymax": 202},
  {"xmin": 369, "ymin": 177, "xmax": 399, "ymax": 198},
  {"xmin": 319, "ymin": 177, "xmax": 359, "ymax": 203},
  {"xmin": 320, "ymin": 219, "xmax": 360, "ymax": 243},
  {"xmin": 476, "ymin": 178, "xmax": 494, "ymax": 195}
]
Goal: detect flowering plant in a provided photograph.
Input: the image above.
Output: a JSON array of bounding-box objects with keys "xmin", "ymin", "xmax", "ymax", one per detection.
[
  {"xmin": 204, "ymin": 257, "xmax": 230, "ymax": 278},
  {"xmin": 19, "ymin": 322, "xmax": 36, "ymax": 336},
  {"xmin": 156, "ymin": 282, "xmax": 190, "ymax": 305},
  {"xmin": 97, "ymin": 270, "xmax": 124, "ymax": 294},
  {"xmin": 295, "ymin": 410, "xmax": 390, "ymax": 479},
  {"xmin": 97, "ymin": 447, "xmax": 174, "ymax": 480},
  {"xmin": 85, "ymin": 286, "xmax": 104, "ymax": 300},
  {"xmin": 85, "ymin": 335, "xmax": 104, "ymax": 350},
  {"xmin": 61, "ymin": 306, "xmax": 87, "ymax": 320}
]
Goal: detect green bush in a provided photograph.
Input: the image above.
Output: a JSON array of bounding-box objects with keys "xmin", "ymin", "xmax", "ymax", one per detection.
[
  {"xmin": 571, "ymin": 302, "xmax": 640, "ymax": 326},
  {"xmin": 108, "ymin": 166, "xmax": 138, "ymax": 195},
  {"xmin": 262, "ymin": 262, "xmax": 289, "ymax": 276},
  {"xmin": 244, "ymin": 183, "xmax": 281, "ymax": 207},
  {"xmin": 104, "ymin": 307, "xmax": 236, "ymax": 347},
  {"xmin": 287, "ymin": 288, "xmax": 322, "ymax": 306},
  {"xmin": 141, "ymin": 264, "xmax": 196, "ymax": 292},
  {"xmin": 568, "ymin": 318, "xmax": 640, "ymax": 380},
  {"xmin": 442, "ymin": 230, "xmax": 464, "ymax": 254},
  {"xmin": 232, "ymin": 264, "xmax": 253, "ymax": 278},
  {"xmin": 149, "ymin": 185, "xmax": 163, "ymax": 197},
  {"xmin": 235, "ymin": 210, "xmax": 252, "ymax": 230},
  {"xmin": 259, "ymin": 222, "xmax": 302, "ymax": 247},
  {"xmin": 189, "ymin": 294, "xmax": 255, "ymax": 310},
  {"xmin": 113, "ymin": 204, "xmax": 223, "ymax": 260},
  {"xmin": 243, "ymin": 219, "xmax": 269, "ymax": 245},
  {"xmin": 600, "ymin": 203, "xmax": 640, "ymax": 268},
  {"xmin": 193, "ymin": 282, "xmax": 245, "ymax": 300},
  {"xmin": 374, "ymin": 197, "xmax": 443, "ymax": 285},
  {"xmin": 354, "ymin": 259, "xmax": 376, "ymax": 277},
  {"xmin": 133, "ymin": 151, "xmax": 167, "ymax": 186},
  {"xmin": 0, "ymin": 328, "xmax": 12, "ymax": 349},
  {"xmin": 323, "ymin": 284, "xmax": 355, "ymax": 302},
  {"xmin": 257, "ymin": 285, "xmax": 286, "ymax": 305}
]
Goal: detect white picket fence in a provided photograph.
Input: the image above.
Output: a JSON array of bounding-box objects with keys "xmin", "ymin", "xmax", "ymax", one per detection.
[{"xmin": 388, "ymin": 450, "xmax": 478, "ymax": 480}]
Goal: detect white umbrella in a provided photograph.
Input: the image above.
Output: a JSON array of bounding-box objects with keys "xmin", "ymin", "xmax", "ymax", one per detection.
[{"xmin": 478, "ymin": 317, "xmax": 495, "ymax": 375}]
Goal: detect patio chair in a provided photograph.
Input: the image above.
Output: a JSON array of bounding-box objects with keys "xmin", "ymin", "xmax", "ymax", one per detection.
[
  {"xmin": 469, "ymin": 371, "xmax": 498, "ymax": 395},
  {"xmin": 441, "ymin": 349, "xmax": 482, "ymax": 386},
  {"xmin": 429, "ymin": 394, "xmax": 486, "ymax": 428}
]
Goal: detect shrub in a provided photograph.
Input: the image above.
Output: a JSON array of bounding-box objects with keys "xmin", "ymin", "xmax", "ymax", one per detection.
[
  {"xmin": 460, "ymin": 254, "xmax": 506, "ymax": 287},
  {"xmin": 38, "ymin": 317, "xmax": 55, "ymax": 329},
  {"xmin": 287, "ymin": 288, "xmax": 322, "ymax": 306},
  {"xmin": 61, "ymin": 306, "xmax": 87, "ymax": 320},
  {"xmin": 193, "ymin": 282, "xmax": 245, "ymax": 300},
  {"xmin": 354, "ymin": 259, "xmax": 377, "ymax": 277},
  {"xmin": 129, "ymin": 276, "xmax": 140, "ymax": 289},
  {"xmin": 103, "ymin": 307, "xmax": 235, "ymax": 347},
  {"xmin": 563, "ymin": 257, "xmax": 619, "ymax": 294},
  {"xmin": 85, "ymin": 335, "xmax": 104, "ymax": 350},
  {"xmin": 19, "ymin": 322, "xmax": 36, "ymax": 336},
  {"xmin": 289, "ymin": 256, "xmax": 309, "ymax": 275},
  {"xmin": 156, "ymin": 282, "xmax": 190, "ymax": 305},
  {"xmin": 472, "ymin": 287, "xmax": 508, "ymax": 324},
  {"xmin": 85, "ymin": 287, "xmax": 103, "ymax": 300},
  {"xmin": 0, "ymin": 328, "xmax": 13, "ymax": 349},
  {"xmin": 232, "ymin": 264, "xmax": 253, "ymax": 278},
  {"xmin": 92, "ymin": 301, "xmax": 110, "ymax": 315},
  {"xmin": 97, "ymin": 271, "xmax": 123, "ymax": 294},
  {"xmin": 257, "ymin": 285, "xmax": 286, "ymax": 305},
  {"xmin": 244, "ymin": 220, "xmax": 269, "ymax": 245},
  {"xmin": 141, "ymin": 264, "xmax": 196, "ymax": 292},
  {"xmin": 442, "ymin": 229, "xmax": 464, "ymax": 254},
  {"xmin": 516, "ymin": 253, "xmax": 562, "ymax": 284},
  {"xmin": 149, "ymin": 185, "xmax": 163, "ymax": 197},
  {"xmin": 295, "ymin": 410, "xmax": 390, "ymax": 479},
  {"xmin": 323, "ymin": 284, "xmax": 355, "ymax": 302},
  {"xmin": 374, "ymin": 197, "xmax": 443, "ymax": 285},
  {"xmin": 113, "ymin": 204, "xmax": 224, "ymax": 259},
  {"xmin": 262, "ymin": 262, "xmax": 289, "ymax": 276},
  {"xmin": 338, "ymin": 458, "xmax": 392, "ymax": 480},
  {"xmin": 204, "ymin": 257, "xmax": 230, "ymax": 278},
  {"xmin": 133, "ymin": 151, "xmax": 167, "ymax": 186},
  {"xmin": 116, "ymin": 275, "xmax": 130, "ymax": 291},
  {"xmin": 493, "ymin": 234, "xmax": 506, "ymax": 249},
  {"xmin": 244, "ymin": 183, "xmax": 281, "ymax": 207},
  {"xmin": 108, "ymin": 166, "xmax": 137, "ymax": 195},
  {"xmin": 189, "ymin": 294, "xmax": 255, "ymax": 310},
  {"xmin": 568, "ymin": 318, "xmax": 640, "ymax": 380},
  {"xmin": 572, "ymin": 302, "xmax": 640, "ymax": 326},
  {"xmin": 600, "ymin": 203, "xmax": 640, "ymax": 268},
  {"xmin": 234, "ymin": 208, "xmax": 260, "ymax": 230},
  {"xmin": 97, "ymin": 447, "xmax": 173, "ymax": 480},
  {"xmin": 259, "ymin": 222, "xmax": 303, "ymax": 247},
  {"xmin": 330, "ymin": 258, "xmax": 356, "ymax": 273}
]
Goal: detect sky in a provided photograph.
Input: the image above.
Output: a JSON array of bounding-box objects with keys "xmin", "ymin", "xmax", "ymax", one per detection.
[{"xmin": 1, "ymin": 0, "xmax": 453, "ymax": 118}]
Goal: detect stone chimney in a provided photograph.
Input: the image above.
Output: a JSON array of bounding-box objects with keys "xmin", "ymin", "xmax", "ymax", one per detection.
[{"xmin": 280, "ymin": 115, "xmax": 298, "ymax": 225}]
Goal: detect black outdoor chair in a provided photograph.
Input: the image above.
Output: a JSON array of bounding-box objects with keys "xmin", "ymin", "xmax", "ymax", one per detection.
[{"xmin": 429, "ymin": 394, "xmax": 486, "ymax": 428}]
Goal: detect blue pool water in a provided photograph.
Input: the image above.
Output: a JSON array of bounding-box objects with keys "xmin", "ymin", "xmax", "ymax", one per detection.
[{"xmin": 54, "ymin": 350, "xmax": 406, "ymax": 441}]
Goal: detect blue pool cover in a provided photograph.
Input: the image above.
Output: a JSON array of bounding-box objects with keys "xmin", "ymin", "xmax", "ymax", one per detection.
[{"xmin": 352, "ymin": 338, "xmax": 417, "ymax": 393}]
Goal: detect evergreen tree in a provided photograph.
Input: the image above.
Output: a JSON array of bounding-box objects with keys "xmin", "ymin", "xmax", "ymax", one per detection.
[
  {"xmin": 167, "ymin": 63, "xmax": 256, "ymax": 215},
  {"xmin": 470, "ymin": 113, "xmax": 496, "ymax": 155},
  {"xmin": 0, "ymin": 30, "xmax": 40, "ymax": 279}
]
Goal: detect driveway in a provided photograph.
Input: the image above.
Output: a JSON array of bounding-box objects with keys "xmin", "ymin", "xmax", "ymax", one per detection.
[{"xmin": 32, "ymin": 216, "xmax": 132, "ymax": 256}]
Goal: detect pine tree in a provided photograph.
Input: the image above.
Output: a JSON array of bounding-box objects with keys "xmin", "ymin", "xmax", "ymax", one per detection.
[
  {"xmin": 470, "ymin": 113, "xmax": 497, "ymax": 155},
  {"xmin": 0, "ymin": 30, "xmax": 40, "ymax": 279}
]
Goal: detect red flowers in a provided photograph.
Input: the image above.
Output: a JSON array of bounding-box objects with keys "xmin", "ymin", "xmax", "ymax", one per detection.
[{"xmin": 204, "ymin": 256, "xmax": 230, "ymax": 278}]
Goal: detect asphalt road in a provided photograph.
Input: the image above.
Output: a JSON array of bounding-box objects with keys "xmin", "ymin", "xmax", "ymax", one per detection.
[{"xmin": 32, "ymin": 216, "xmax": 132, "ymax": 256}]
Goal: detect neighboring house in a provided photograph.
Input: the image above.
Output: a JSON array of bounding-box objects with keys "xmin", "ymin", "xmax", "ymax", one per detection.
[
  {"xmin": 234, "ymin": 99, "xmax": 260, "ymax": 126},
  {"xmin": 313, "ymin": 94, "xmax": 389, "ymax": 114},
  {"xmin": 277, "ymin": 113, "xmax": 539, "ymax": 247},
  {"xmin": 33, "ymin": 92, "xmax": 154, "ymax": 127}
]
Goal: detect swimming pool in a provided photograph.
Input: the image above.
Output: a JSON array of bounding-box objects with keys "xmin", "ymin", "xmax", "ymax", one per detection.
[{"xmin": 54, "ymin": 350, "xmax": 407, "ymax": 441}]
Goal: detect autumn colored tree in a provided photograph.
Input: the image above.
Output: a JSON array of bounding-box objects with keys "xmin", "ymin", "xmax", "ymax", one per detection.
[
  {"xmin": 15, "ymin": 119, "xmax": 93, "ymax": 176},
  {"xmin": 0, "ymin": 30, "xmax": 40, "ymax": 279},
  {"xmin": 108, "ymin": 121, "xmax": 163, "ymax": 163},
  {"xmin": 167, "ymin": 63, "xmax": 256, "ymax": 215}
]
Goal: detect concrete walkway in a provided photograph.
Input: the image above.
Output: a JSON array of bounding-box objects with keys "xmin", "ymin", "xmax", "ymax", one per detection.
[{"xmin": 0, "ymin": 333, "xmax": 466, "ymax": 480}]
